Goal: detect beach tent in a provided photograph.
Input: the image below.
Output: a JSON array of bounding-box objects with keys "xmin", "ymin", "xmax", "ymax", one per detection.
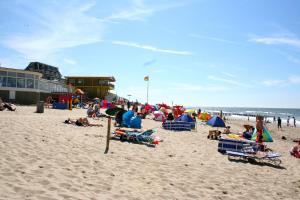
[
  {"xmin": 198, "ymin": 112, "xmax": 211, "ymax": 121},
  {"xmin": 130, "ymin": 116, "xmax": 142, "ymax": 129},
  {"xmin": 251, "ymin": 127, "xmax": 273, "ymax": 142},
  {"xmin": 154, "ymin": 111, "xmax": 166, "ymax": 122},
  {"xmin": 206, "ymin": 116, "xmax": 225, "ymax": 128},
  {"xmin": 122, "ymin": 110, "xmax": 134, "ymax": 127},
  {"xmin": 122, "ymin": 110, "xmax": 142, "ymax": 128},
  {"xmin": 176, "ymin": 114, "xmax": 194, "ymax": 122}
]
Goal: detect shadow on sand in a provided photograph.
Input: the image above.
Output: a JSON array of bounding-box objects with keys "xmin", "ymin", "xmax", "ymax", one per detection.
[
  {"xmin": 228, "ymin": 157, "xmax": 286, "ymax": 169},
  {"xmin": 110, "ymin": 137, "xmax": 156, "ymax": 148}
]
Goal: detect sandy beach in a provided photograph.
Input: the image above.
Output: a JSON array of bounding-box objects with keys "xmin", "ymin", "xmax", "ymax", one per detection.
[{"xmin": 1, "ymin": 106, "xmax": 300, "ymax": 200}]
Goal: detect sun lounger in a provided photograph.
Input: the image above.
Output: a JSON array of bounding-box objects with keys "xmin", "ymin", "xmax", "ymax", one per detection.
[
  {"xmin": 226, "ymin": 150, "xmax": 282, "ymax": 166},
  {"xmin": 113, "ymin": 129, "xmax": 158, "ymax": 145}
]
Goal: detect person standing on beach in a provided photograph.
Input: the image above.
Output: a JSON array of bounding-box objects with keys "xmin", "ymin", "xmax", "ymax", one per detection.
[
  {"xmin": 293, "ymin": 116, "xmax": 296, "ymax": 127},
  {"xmin": 273, "ymin": 116, "xmax": 276, "ymax": 123},
  {"xmin": 256, "ymin": 116, "xmax": 264, "ymax": 150},
  {"xmin": 127, "ymin": 101, "xmax": 131, "ymax": 111},
  {"xmin": 278, "ymin": 117, "xmax": 282, "ymax": 131},
  {"xmin": 287, "ymin": 116, "xmax": 290, "ymax": 127}
]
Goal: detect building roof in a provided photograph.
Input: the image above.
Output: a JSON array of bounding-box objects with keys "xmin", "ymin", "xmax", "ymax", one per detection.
[
  {"xmin": 25, "ymin": 62, "xmax": 62, "ymax": 80},
  {"xmin": 0, "ymin": 66, "xmax": 42, "ymax": 77},
  {"xmin": 65, "ymin": 76, "xmax": 116, "ymax": 82}
]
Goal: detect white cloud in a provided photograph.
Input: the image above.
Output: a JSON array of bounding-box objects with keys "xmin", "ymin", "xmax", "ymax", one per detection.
[
  {"xmin": 222, "ymin": 72, "xmax": 236, "ymax": 78},
  {"xmin": 63, "ymin": 58, "xmax": 77, "ymax": 65},
  {"xmin": 261, "ymin": 76, "xmax": 300, "ymax": 87},
  {"xmin": 1, "ymin": 1, "xmax": 104, "ymax": 60},
  {"xmin": 105, "ymin": 0, "xmax": 185, "ymax": 21},
  {"xmin": 250, "ymin": 36, "xmax": 300, "ymax": 48},
  {"xmin": 189, "ymin": 33, "xmax": 240, "ymax": 45},
  {"xmin": 262, "ymin": 79, "xmax": 285, "ymax": 87},
  {"xmin": 169, "ymin": 82, "xmax": 227, "ymax": 92},
  {"xmin": 112, "ymin": 40, "xmax": 193, "ymax": 55},
  {"xmin": 143, "ymin": 59, "xmax": 157, "ymax": 66},
  {"xmin": 287, "ymin": 55, "xmax": 300, "ymax": 65},
  {"xmin": 289, "ymin": 75, "xmax": 300, "ymax": 84},
  {"xmin": 208, "ymin": 75, "xmax": 252, "ymax": 87}
]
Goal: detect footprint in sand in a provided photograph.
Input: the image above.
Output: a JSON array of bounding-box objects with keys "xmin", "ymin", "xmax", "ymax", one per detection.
[{"xmin": 39, "ymin": 179, "xmax": 50, "ymax": 186}]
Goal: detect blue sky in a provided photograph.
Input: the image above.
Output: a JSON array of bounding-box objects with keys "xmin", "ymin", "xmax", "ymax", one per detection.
[{"xmin": 1, "ymin": 0, "xmax": 300, "ymax": 108}]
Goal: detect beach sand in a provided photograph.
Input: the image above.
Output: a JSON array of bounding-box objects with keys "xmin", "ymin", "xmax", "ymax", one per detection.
[{"xmin": 1, "ymin": 106, "xmax": 300, "ymax": 200}]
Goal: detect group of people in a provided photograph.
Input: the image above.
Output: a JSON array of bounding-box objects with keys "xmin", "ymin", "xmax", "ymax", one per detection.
[
  {"xmin": 86, "ymin": 102, "xmax": 104, "ymax": 118},
  {"xmin": 64, "ymin": 118, "xmax": 103, "ymax": 127},
  {"xmin": 277, "ymin": 116, "xmax": 297, "ymax": 130}
]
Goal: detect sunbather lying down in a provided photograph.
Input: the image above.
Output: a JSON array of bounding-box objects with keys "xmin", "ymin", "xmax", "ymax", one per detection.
[
  {"xmin": 0, "ymin": 103, "xmax": 16, "ymax": 111},
  {"xmin": 64, "ymin": 118, "xmax": 103, "ymax": 127}
]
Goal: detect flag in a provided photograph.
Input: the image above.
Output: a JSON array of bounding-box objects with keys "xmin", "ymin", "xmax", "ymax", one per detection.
[{"xmin": 144, "ymin": 76, "xmax": 149, "ymax": 81}]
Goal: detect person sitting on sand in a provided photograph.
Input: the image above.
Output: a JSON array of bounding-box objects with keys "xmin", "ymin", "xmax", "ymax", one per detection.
[
  {"xmin": 290, "ymin": 141, "xmax": 300, "ymax": 158},
  {"xmin": 242, "ymin": 126, "xmax": 254, "ymax": 140},
  {"xmin": 87, "ymin": 104, "xmax": 95, "ymax": 117},
  {"xmin": 223, "ymin": 126, "xmax": 231, "ymax": 134},
  {"xmin": 65, "ymin": 118, "xmax": 103, "ymax": 127},
  {"xmin": 167, "ymin": 113, "xmax": 174, "ymax": 121}
]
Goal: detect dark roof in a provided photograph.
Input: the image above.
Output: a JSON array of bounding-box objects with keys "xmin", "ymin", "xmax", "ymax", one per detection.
[{"xmin": 25, "ymin": 62, "xmax": 62, "ymax": 80}]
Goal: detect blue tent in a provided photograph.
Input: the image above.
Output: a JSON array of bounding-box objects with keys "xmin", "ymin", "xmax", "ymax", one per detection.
[
  {"xmin": 206, "ymin": 116, "xmax": 225, "ymax": 127},
  {"xmin": 122, "ymin": 110, "xmax": 134, "ymax": 127},
  {"xmin": 176, "ymin": 114, "xmax": 194, "ymax": 122},
  {"xmin": 130, "ymin": 116, "xmax": 142, "ymax": 129}
]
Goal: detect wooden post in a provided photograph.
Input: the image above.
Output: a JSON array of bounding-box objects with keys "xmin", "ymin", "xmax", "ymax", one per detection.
[{"xmin": 104, "ymin": 117, "xmax": 111, "ymax": 154}]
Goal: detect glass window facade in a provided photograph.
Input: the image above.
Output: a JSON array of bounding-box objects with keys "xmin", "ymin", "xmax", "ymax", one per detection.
[
  {"xmin": 7, "ymin": 77, "xmax": 16, "ymax": 87},
  {"xmin": 26, "ymin": 78, "xmax": 34, "ymax": 88},
  {"xmin": 0, "ymin": 69, "xmax": 68, "ymax": 93},
  {"xmin": 0, "ymin": 76, "xmax": 7, "ymax": 87},
  {"xmin": 17, "ymin": 78, "xmax": 25, "ymax": 88},
  {"xmin": 8, "ymin": 72, "xmax": 16, "ymax": 77},
  {"xmin": 0, "ymin": 70, "xmax": 7, "ymax": 76}
]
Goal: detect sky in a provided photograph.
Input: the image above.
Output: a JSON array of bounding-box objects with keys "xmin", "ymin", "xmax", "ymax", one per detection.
[{"xmin": 1, "ymin": 0, "xmax": 300, "ymax": 108}]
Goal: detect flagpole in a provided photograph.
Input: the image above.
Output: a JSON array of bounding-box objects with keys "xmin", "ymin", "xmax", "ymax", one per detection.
[{"xmin": 146, "ymin": 76, "xmax": 149, "ymax": 104}]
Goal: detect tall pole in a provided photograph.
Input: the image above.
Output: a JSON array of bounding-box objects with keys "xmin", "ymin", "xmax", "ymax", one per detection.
[
  {"xmin": 104, "ymin": 117, "xmax": 111, "ymax": 154},
  {"xmin": 146, "ymin": 78, "xmax": 149, "ymax": 104}
]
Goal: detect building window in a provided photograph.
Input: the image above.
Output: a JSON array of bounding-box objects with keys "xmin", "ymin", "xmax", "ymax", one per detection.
[
  {"xmin": 7, "ymin": 77, "xmax": 16, "ymax": 87},
  {"xmin": 69, "ymin": 79, "xmax": 75, "ymax": 85},
  {"xmin": 26, "ymin": 78, "xmax": 34, "ymax": 88},
  {"xmin": 9, "ymin": 90, "xmax": 16, "ymax": 100},
  {"xmin": 0, "ymin": 76, "xmax": 7, "ymax": 87},
  {"xmin": 7, "ymin": 72, "xmax": 16, "ymax": 77},
  {"xmin": 0, "ymin": 70, "xmax": 7, "ymax": 76},
  {"xmin": 77, "ymin": 79, "xmax": 84, "ymax": 85},
  {"xmin": 17, "ymin": 78, "xmax": 25, "ymax": 88}
]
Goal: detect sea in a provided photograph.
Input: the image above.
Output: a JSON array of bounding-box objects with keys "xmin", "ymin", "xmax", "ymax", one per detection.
[{"xmin": 192, "ymin": 107, "xmax": 300, "ymax": 125}]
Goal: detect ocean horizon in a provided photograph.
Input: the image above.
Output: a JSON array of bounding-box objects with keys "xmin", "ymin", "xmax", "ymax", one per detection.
[{"xmin": 190, "ymin": 106, "xmax": 300, "ymax": 121}]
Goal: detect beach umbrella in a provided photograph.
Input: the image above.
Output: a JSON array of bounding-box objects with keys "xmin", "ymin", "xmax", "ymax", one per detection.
[
  {"xmin": 206, "ymin": 116, "xmax": 225, "ymax": 128},
  {"xmin": 184, "ymin": 109, "xmax": 195, "ymax": 114},
  {"xmin": 106, "ymin": 107, "xmax": 124, "ymax": 116}
]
